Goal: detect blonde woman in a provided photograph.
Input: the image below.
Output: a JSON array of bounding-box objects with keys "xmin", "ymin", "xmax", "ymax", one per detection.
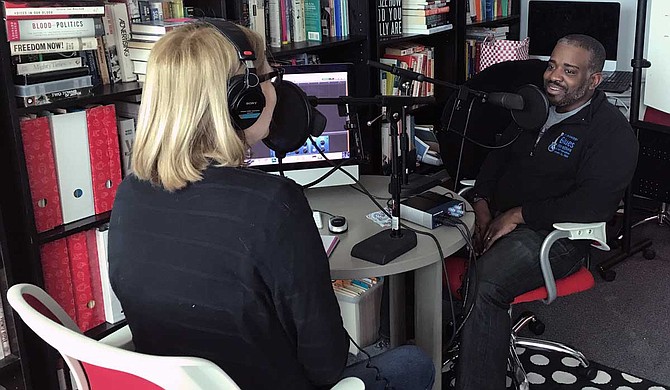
[{"xmin": 108, "ymin": 21, "xmax": 434, "ymax": 390}]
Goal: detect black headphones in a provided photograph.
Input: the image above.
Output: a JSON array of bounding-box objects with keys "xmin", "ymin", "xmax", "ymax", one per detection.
[{"xmin": 200, "ymin": 18, "xmax": 266, "ymax": 130}]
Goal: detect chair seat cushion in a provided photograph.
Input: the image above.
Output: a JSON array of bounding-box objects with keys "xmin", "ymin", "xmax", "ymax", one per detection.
[
  {"xmin": 512, "ymin": 266, "xmax": 595, "ymax": 304},
  {"xmin": 443, "ymin": 257, "xmax": 595, "ymax": 304}
]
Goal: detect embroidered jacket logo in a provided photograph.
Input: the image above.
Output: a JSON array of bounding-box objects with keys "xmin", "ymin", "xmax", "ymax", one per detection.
[{"xmin": 548, "ymin": 132, "xmax": 578, "ymax": 158}]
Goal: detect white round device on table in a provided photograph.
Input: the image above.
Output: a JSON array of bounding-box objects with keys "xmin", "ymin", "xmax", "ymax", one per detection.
[{"xmin": 328, "ymin": 216, "xmax": 348, "ymax": 234}]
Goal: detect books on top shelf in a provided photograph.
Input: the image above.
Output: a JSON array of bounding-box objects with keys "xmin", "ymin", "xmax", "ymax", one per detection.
[
  {"xmin": 466, "ymin": 0, "xmax": 512, "ymax": 24},
  {"xmin": 3, "ymin": 0, "xmax": 142, "ymax": 107}
]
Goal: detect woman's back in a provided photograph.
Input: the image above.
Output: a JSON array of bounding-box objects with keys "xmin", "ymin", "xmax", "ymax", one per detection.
[{"xmin": 108, "ymin": 167, "xmax": 348, "ymax": 389}]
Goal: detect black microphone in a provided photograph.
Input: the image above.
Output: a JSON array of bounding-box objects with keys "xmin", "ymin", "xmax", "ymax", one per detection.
[
  {"xmin": 485, "ymin": 92, "xmax": 525, "ymax": 111},
  {"xmin": 367, "ymin": 60, "xmax": 425, "ymax": 82}
]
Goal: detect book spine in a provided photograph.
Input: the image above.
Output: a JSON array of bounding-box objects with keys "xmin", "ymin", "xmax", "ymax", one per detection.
[
  {"xmin": 6, "ymin": 18, "xmax": 105, "ymax": 41},
  {"xmin": 16, "ymin": 56, "xmax": 84, "ymax": 75},
  {"xmin": 18, "ymin": 86, "xmax": 94, "ymax": 107},
  {"xmin": 149, "ymin": 1, "xmax": 163, "ymax": 20},
  {"xmin": 304, "ymin": 0, "xmax": 321, "ymax": 42},
  {"xmin": 0, "ymin": 301, "xmax": 10, "ymax": 357},
  {"xmin": 3, "ymin": 4, "xmax": 105, "ymax": 19},
  {"xmin": 111, "ymin": 3, "xmax": 137, "ymax": 82},
  {"xmin": 116, "ymin": 117, "xmax": 136, "ymax": 177},
  {"xmin": 82, "ymin": 49, "xmax": 102, "ymax": 86},
  {"xmin": 291, "ymin": 0, "xmax": 305, "ymax": 42},
  {"xmin": 138, "ymin": 1, "xmax": 152, "ymax": 21},
  {"xmin": 9, "ymin": 36, "xmax": 98, "ymax": 55},
  {"xmin": 268, "ymin": 0, "xmax": 281, "ymax": 48}
]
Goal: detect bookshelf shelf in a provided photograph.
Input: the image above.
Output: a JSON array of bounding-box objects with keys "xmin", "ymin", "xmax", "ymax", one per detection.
[
  {"xmin": 378, "ymin": 27, "xmax": 455, "ymax": 47},
  {"xmin": 0, "ymin": 354, "xmax": 20, "ymax": 371},
  {"xmin": 466, "ymin": 15, "xmax": 520, "ymax": 28},
  {"xmin": 269, "ymin": 35, "xmax": 367, "ymax": 57},
  {"xmin": 16, "ymin": 81, "xmax": 143, "ymax": 115},
  {"xmin": 37, "ymin": 212, "xmax": 111, "ymax": 245},
  {"xmin": 84, "ymin": 320, "xmax": 127, "ymax": 341}
]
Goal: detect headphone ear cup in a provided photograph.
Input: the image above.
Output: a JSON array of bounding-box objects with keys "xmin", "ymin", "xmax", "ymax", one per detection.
[{"xmin": 228, "ymin": 75, "xmax": 266, "ymax": 130}]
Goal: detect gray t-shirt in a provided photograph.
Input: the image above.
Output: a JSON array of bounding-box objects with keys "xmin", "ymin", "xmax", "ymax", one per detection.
[{"xmin": 536, "ymin": 100, "xmax": 592, "ymax": 145}]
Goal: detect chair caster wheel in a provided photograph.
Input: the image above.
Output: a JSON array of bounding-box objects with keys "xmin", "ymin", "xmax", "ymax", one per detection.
[
  {"xmin": 600, "ymin": 269, "xmax": 616, "ymax": 282},
  {"xmin": 643, "ymin": 248, "xmax": 656, "ymax": 260},
  {"xmin": 529, "ymin": 319, "xmax": 545, "ymax": 336},
  {"xmin": 577, "ymin": 365, "xmax": 598, "ymax": 380}
]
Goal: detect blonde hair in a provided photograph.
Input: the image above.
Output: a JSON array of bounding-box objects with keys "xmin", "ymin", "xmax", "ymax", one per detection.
[{"xmin": 132, "ymin": 22, "xmax": 269, "ymax": 191}]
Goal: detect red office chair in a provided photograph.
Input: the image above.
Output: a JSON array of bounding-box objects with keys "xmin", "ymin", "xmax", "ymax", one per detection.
[
  {"xmin": 442, "ymin": 222, "xmax": 610, "ymax": 389},
  {"xmin": 7, "ymin": 283, "xmax": 365, "ymax": 390}
]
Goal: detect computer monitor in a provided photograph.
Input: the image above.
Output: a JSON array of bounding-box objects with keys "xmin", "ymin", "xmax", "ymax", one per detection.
[
  {"xmin": 247, "ymin": 63, "xmax": 360, "ymax": 188},
  {"xmin": 520, "ymin": 0, "xmax": 636, "ymax": 72}
]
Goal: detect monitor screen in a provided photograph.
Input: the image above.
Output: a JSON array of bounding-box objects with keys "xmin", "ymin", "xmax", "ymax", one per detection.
[
  {"xmin": 522, "ymin": 0, "xmax": 631, "ymax": 72},
  {"xmin": 248, "ymin": 63, "xmax": 359, "ymax": 187}
]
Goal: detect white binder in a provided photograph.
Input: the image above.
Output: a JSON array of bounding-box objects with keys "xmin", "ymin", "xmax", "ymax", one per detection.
[
  {"xmin": 96, "ymin": 228, "xmax": 125, "ymax": 323},
  {"xmin": 48, "ymin": 111, "xmax": 95, "ymax": 224}
]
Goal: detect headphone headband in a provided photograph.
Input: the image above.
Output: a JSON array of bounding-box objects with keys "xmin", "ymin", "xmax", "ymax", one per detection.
[{"xmin": 199, "ymin": 17, "xmax": 256, "ymax": 62}]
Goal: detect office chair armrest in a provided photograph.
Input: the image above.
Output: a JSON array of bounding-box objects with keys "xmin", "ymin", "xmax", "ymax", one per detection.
[
  {"xmin": 540, "ymin": 222, "xmax": 608, "ymax": 304},
  {"xmin": 98, "ymin": 324, "xmax": 134, "ymax": 351},
  {"xmin": 457, "ymin": 179, "xmax": 476, "ymax": 196},
  {"xmin": 331, "ymin": 377, "xmax": 365, "ymax": 390}
]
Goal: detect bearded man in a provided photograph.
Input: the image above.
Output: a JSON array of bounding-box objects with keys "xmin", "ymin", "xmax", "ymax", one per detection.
[{"xmin": 455, "ymin": 34, "xmax": 639, "ymax": 389}]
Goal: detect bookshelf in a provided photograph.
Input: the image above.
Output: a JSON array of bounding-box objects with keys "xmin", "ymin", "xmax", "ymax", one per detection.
[{"xmin": 0, "ymin": 1, "xmax": 477, "ymax": 389}]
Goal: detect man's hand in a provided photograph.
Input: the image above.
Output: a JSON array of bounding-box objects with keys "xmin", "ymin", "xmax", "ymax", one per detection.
[
  {"xmin": 473, "ymin": 199, "xmax": 492, "ymax": 254},
  {"xmin": 483, "ymin": 206, "xmax": 525, "ymax": 252}
]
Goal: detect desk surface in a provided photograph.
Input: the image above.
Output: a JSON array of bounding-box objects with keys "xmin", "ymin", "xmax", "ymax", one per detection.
[{"xmin": 305, "ymin": 175, "xmax": 475, "ymax": 279}]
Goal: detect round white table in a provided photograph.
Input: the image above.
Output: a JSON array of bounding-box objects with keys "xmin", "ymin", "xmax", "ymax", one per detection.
[{"xmin": 305, "ymin": 175, "xmax": 474, "ymax": 390}]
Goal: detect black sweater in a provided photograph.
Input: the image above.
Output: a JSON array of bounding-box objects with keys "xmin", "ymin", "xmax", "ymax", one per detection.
[
  {"xmin": 473, "ymin": 90, "xmax": 639, "ymax": 230},
  {"xmin": 108, "ymin": 167, "xmax": 349, "ymax": 389}
]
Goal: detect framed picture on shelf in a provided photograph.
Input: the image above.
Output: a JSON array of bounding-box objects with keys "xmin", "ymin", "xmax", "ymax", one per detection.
[{"xmin": 377, "ymin": 0, "xmax": 402, "ymax": 38}]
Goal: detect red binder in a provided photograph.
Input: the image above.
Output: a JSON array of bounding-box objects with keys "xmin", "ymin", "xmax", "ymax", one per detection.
[
  {"xmin": 85, "ymin": 229, "xmax": 106, "ymax": 326},
  {"xmin": 40, "ymin": 239, "xmax": 76, "ymax": 321},
  {"xmin": 20, "ymin": 117, "xmax": 63, "ymax": 232},
  {"xmin": 644, "ymin": 107, "xmax": 670, "ymax": 127},
  {"xmin": 86, "ymin": 105, "xmax": 123, "ymax": 214},
  {"xmin": 67, "ymin": 232, "xmax": 102, "ymax": 332}
]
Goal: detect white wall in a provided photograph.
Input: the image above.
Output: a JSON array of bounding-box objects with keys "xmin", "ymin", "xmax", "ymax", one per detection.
[
  {"xmin": 643, "ymin": 0, "xmax": 670, "ymax": 113},
  {"xmin": 519, "ymin": 0, "xmax": 639, "ymax": 71}
]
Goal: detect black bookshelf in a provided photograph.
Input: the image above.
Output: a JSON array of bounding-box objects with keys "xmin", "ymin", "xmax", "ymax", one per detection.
[
  {"xmin": 37, "ymin": 212, "xmax": 111, "ymax": 245},
  {"xmin": 16, "ymin": 82, "xmax": 143, "ymax": 115},
  {"xmin": 377, "ymin": 26, "xmax": 455, "ymax": 49},
  {"xmin": 270, "ymin": 35, "xmax": 367, "ymax": 57},
  {"xmin": 84, "ymin": 320, "xmax": 128, "ymax": 341},
  {"xmin": 466, "ymin": 15, "xmax": 520, "ymax": 28}
]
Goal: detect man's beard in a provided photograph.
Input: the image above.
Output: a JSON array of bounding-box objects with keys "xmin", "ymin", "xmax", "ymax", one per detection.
[{"xmin": 545, "ymin": 80, "xmax": 589, "ymax": 109}]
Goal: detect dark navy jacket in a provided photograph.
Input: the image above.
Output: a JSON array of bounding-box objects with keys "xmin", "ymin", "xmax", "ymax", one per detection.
[{"xmin": 474, "ymin": 89, "xmax": 639, "ymax": 230}]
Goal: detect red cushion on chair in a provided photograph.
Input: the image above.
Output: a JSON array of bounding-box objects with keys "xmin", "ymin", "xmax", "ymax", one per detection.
[
  {"xmin": 512, "ymin": 266, "xmax": 595, "ymax": 304},
  {"xmin": 82, "ymin": 362, "xmax": 164, "ymax": 390},
  {"xmin": 443, "ymin": 258, "xmax": 595, "ymax": 304}
]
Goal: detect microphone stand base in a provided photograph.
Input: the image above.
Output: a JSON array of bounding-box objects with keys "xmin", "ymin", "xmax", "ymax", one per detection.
[{"xmin": 351, "ymin": 229, "xmax": 417, "ymax": 265}]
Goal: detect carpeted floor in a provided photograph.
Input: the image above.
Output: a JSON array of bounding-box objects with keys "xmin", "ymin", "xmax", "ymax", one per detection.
[
  {"xmin": 441, "ymin": 347, "xmax": 668, "ymax": 389},
  {"xmin": 514, "ymin": 207, "xmax": 670, "ymax": 387}
]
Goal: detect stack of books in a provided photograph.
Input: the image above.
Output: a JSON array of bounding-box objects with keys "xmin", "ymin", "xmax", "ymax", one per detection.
[
  {"xmin": 402, "ymin": 0, "xmax": 453, "ymax": 35},
  {"xmin": 4, "ymin": 0, "xmax": 136, "ymax": 107},
  {"xmin": 127, "ymin": 17, "xmax": 193, "ymax": 82},
  {"xmin": 379, "ymin": 42, "xmax": 435, "ymax": 97}
]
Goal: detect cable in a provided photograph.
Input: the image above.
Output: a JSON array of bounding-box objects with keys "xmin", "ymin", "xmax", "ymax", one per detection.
[
  {"xmin": 306, "ymin": 132, "xmax": 479, "ymax": 355},
  {"xmin": 453, "ymin": 98, "xmax": 477, "ymax": 190},
  {"xmin": 313, "ymin": 209, "xmax": 335, "ymax": 217},
  {"xmin": 348, "ymin": 333, "xmax": 392, "ymax": 389}
]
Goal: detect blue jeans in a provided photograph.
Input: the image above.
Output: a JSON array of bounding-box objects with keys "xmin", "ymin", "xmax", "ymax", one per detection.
[
  {"xmin": 342, "ymin": 345, "xmax": 435, "ymax": 390},
  {"xmin": 455, "ymin": 225, "xmax": 587, "ymax": 390}
]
